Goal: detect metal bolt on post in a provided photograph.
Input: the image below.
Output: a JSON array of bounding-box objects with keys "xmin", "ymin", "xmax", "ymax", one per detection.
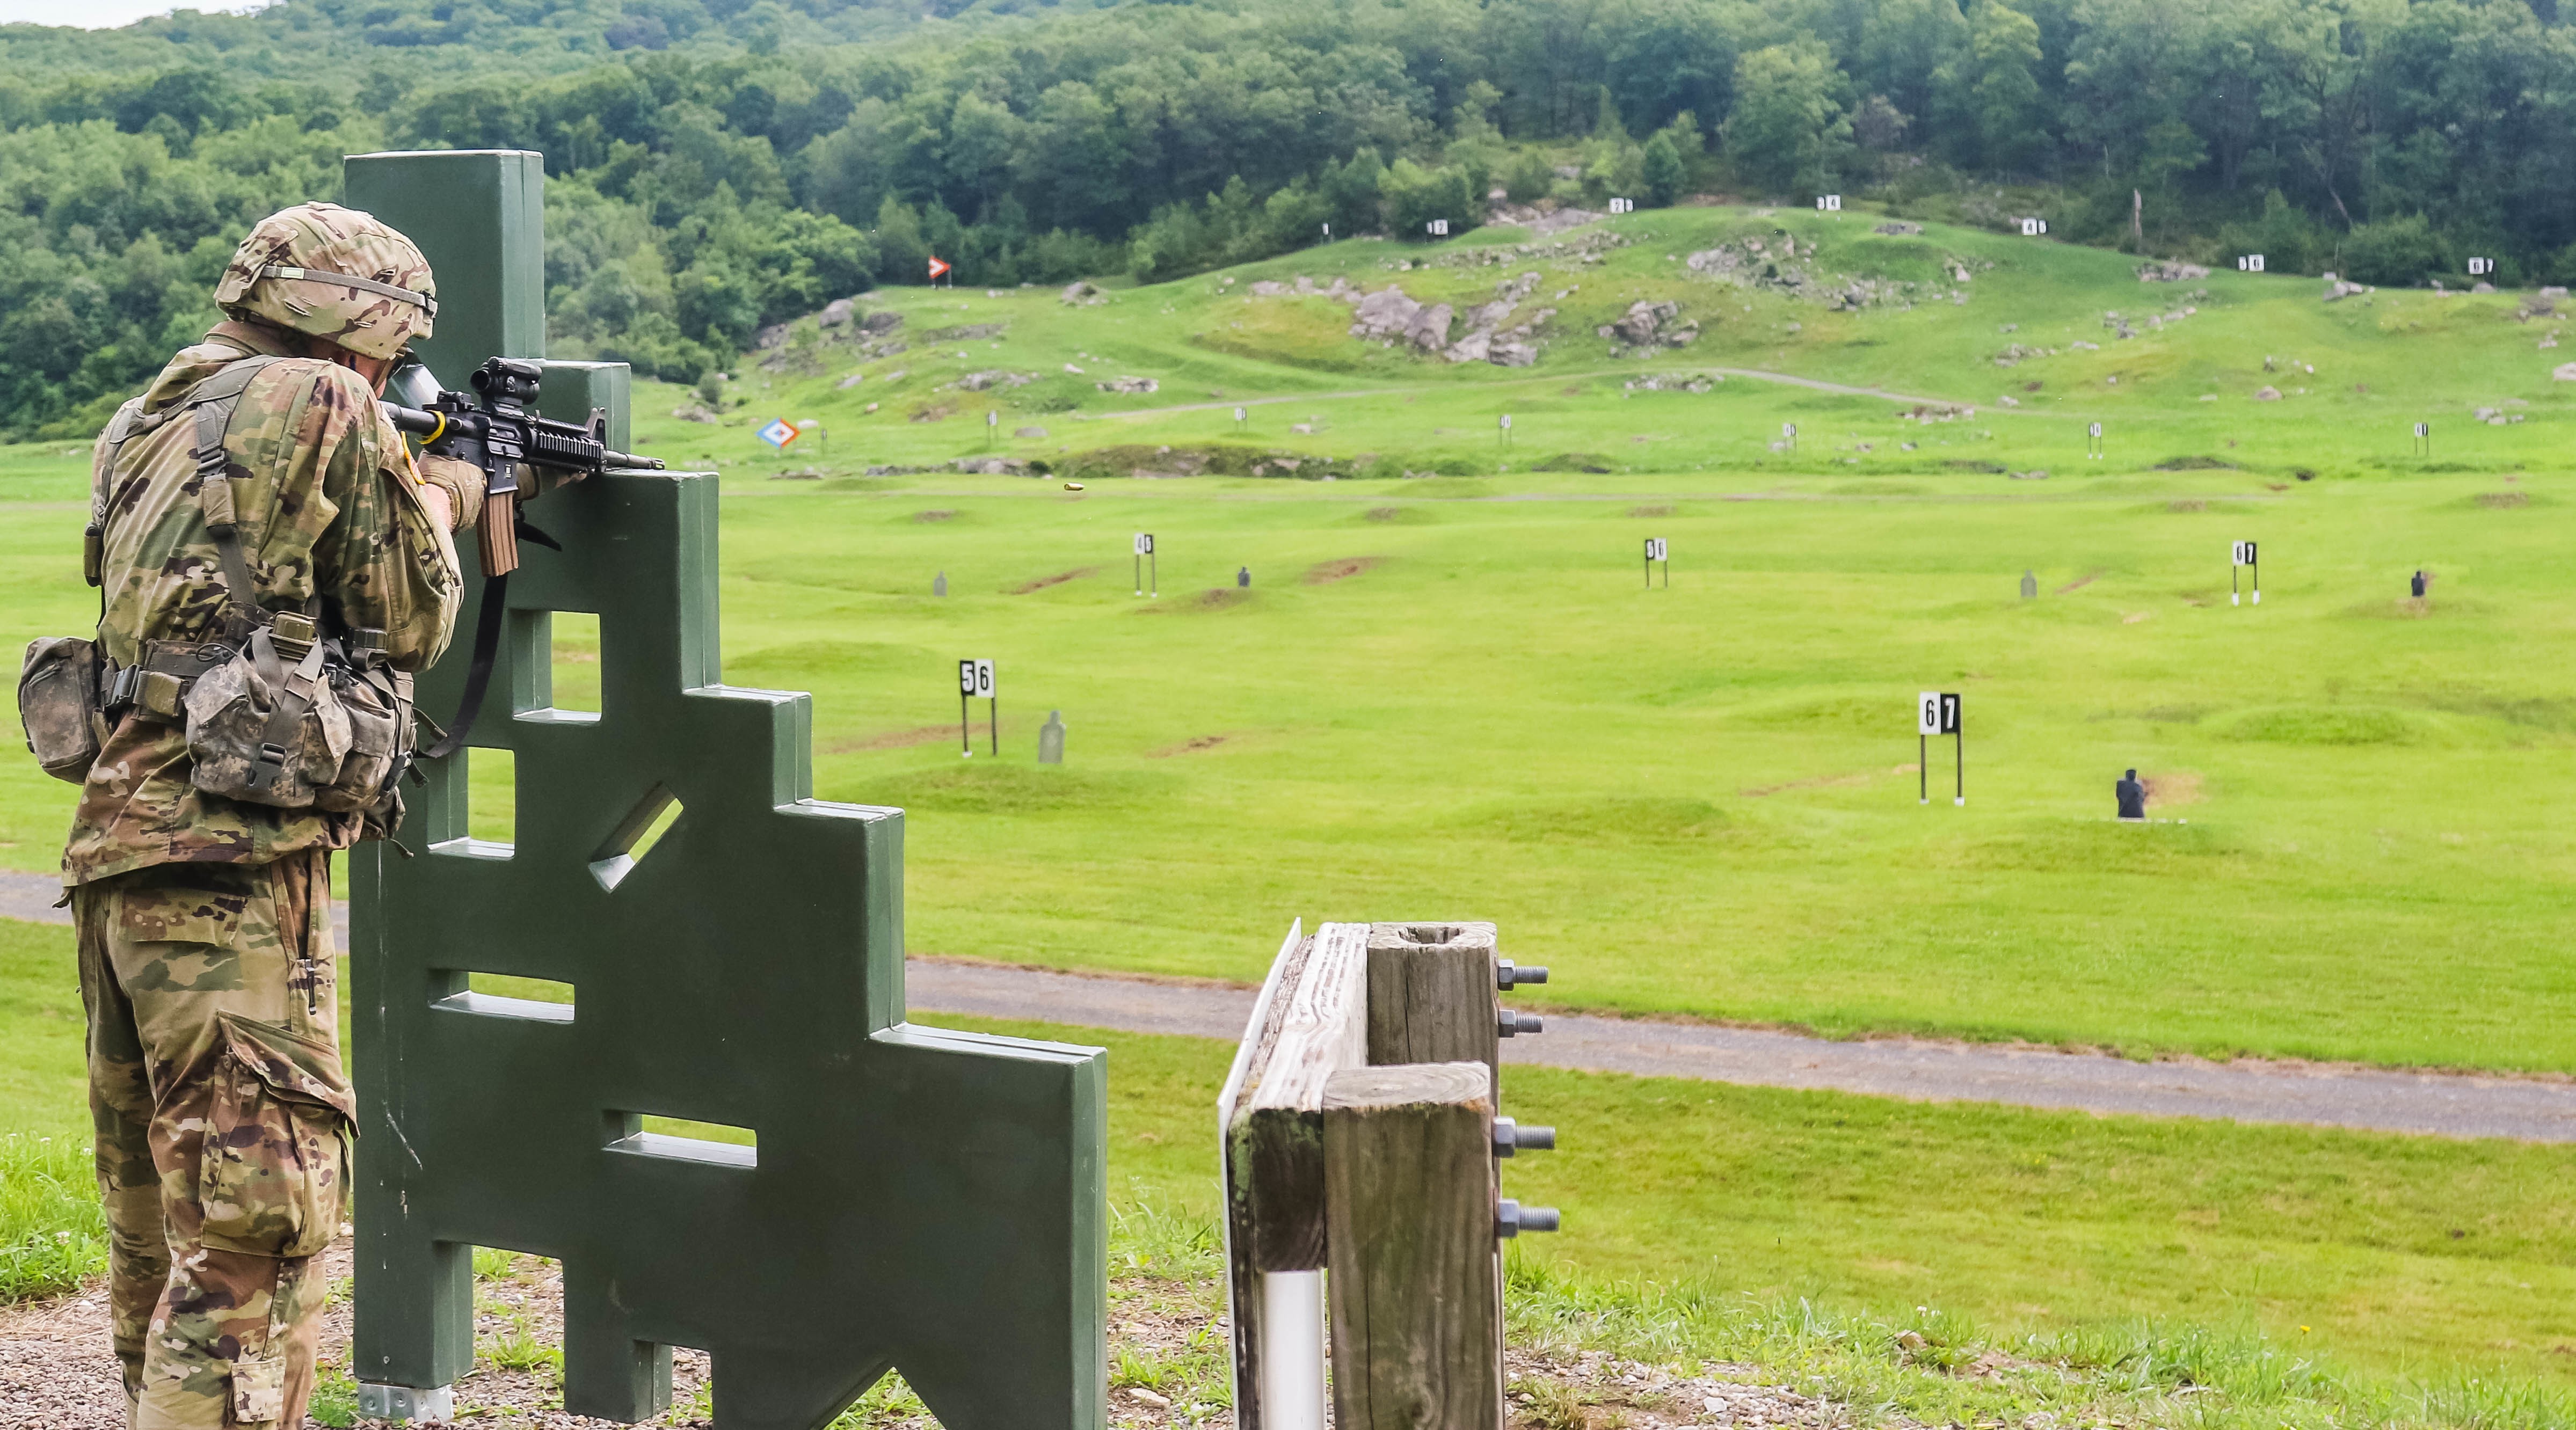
[{"xmin": 1496, "ymin": 1200, "xmax": 1562, "ymax": 1238}]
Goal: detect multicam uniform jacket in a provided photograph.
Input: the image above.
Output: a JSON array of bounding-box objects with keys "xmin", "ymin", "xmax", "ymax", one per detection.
[{"xmin": 64, "ymin": 319, "xmax": 472, "ymax": 886}]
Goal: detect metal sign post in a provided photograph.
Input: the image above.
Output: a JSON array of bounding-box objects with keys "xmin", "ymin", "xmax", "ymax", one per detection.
[
  {"xmin": 1917, "ymin": 691, "xmax": 1962, "ymax": 805},
  {"xmin": 2413, "ymin": 421, "xmax": 2431, "ymax": 458},
  {"xmin": 1643, "ymin": 537, "xmax": 1668, "ymax": 588},
  {"xmin": 2232, "ymin": 539, "xmax": 2260, "ymax": 606},
  {"xmin": 958, "ymin": 659, "xmax": 995, "ymax": 757},
  {"xmin": 2086, "ymin": 421, "xmax": 2104, "ymax": 461},
  {"xmin": 1782, "ymin": 421, "xmax": 1798, "ymax": 453},
  {"xmin": 1498, "ymin": 413, "xmax": 1512, "ymax": 447},
  {"xmin": 1134, "ymin": 532, "xmax": 1156, "ymax": 597}
]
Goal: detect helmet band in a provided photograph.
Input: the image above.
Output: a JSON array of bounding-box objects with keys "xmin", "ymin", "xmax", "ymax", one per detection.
[{"xmin": 259, "ymin": 264, "xmax": 439, "ymax": 317}]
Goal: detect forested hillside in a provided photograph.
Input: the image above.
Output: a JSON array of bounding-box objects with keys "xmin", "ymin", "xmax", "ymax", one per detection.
[{"xmin": 6, "ymin": 0, "xmax": 2575, "ymax": 436}]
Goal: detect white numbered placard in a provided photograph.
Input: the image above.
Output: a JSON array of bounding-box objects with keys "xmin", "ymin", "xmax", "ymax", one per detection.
[
  {"xmin": 1816, "ymin": 194, "xmax": 1842, "ymax": 211},
  {"xmin": 2414, "ymin": 421, "xmax": 2429, "ymax": 437},
  {"xmin": 2237, "ymin": 254, "xmax": 2266, "ymax": 272},
  {"xmin": 1427, "ymin": 218, "xmax": 1451, "ymax": 236},
  {"xmin": 2469, "ymin": 257, "xmax": 2493, "ymax": 276},
  {"xmin": 1499, "ymin": 414, "xmax": 1512, "ymax": 430},
  {"xmin": 1644, "ymin": 537, "xmax": 1667, "ymax": 561},
  {"xmin": 1234, "ymin": 406, "xmax": 1247, "ymax": 422},
  {"xmin": 1134, "ymin": 532, "xmax": 1154, "ymax": 556},
  {"xmin": 2231, "ymin": 539, "xmax": 2258, "ymax": 567},
  {"xmin": 959, "ymin": 659, "xmax": 995, "ymax": 698},
  {"xmin": 2089, "ymin": 421, "xmax": 2103, "ymax": 438},
  {"xmin": 1607, "ymin": 198, "xmax": 1635, "ymax": 214},
  {"xmin": 1782, "ymin": 422, "xmax": 1798, "ymax": 437},
  {"xmin": 1917, "ymin": 691, "xmax": 1961, "ymax": 735},
  {"xmin": 2020, "ymin": 217, "xmax": 2049, "ymax": 236}
]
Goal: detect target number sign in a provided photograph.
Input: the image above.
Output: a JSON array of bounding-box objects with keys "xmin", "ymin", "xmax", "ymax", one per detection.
[
  {"xmin": 2469, "ymin": 257, "xmax": 2494, "ymax": 276},
  {"xmin": 1917, "ymin": 691, "xmax": 1961, "ymax": 736},
  {"xmin": 1427, "ymin": 218, "xmax": 1451, "ymax": 236},
  {"xmin": 2089, "ymin": 421, "xmax": 2103, "ymax": 438},
  {"xmin": 2236, "ymin": 254, "xmax": 2267, "ymax": 272},
  {"xmin": 2414, "ymin": 421, "xmax": 2429, "ymax": 437},
  {"xmin": 1134, "ymin": 533, "xmax": 1154, "ymax": 556},
  {"xmin": 1607, "ymin": 198, "xmax": 1635, "ymax": 214},
  {"xmin": 2232, "ymin": 540, "xmax": 2258, "ymax": 567},
  {"xmin": 1782, "ymin": 422, "xmax": 1798, "ymax": 437},
  {"xmin": 2020, "ymin": 217, "xmax": 2050, "ymax": 236},
  {"xmin": 959, "ymin": 659, "xmax": 995, "ymax": 698},
  {"xmin": 1644, "ymin": 537, "xmax": 1667, "ymax": 561},
  {"xmin": 1816, "ymin": 194, "xmax": 1843, "ymax": 211}
]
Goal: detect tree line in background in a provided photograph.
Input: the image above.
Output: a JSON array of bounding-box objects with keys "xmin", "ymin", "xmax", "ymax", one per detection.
[{"xmin": 6, "ymin": 0, "xmax": 2576, "ymax": 435}]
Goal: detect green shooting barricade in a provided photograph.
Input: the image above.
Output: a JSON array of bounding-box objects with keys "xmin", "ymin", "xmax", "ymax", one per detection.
[{"xmin": 341, "ymin": 150, "xmax": 1108, "ymax": 1429}]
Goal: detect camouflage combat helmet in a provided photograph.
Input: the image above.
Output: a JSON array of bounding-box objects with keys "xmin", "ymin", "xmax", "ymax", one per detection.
[{"xmin": 213, "ymin": 202, "xmax": 437, "ymax": 361}]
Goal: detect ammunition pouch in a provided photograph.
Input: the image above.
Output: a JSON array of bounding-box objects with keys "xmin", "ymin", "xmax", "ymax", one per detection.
[{"xmin": 182, "ymin": 615, "xmax": 414, "ymax": 819}]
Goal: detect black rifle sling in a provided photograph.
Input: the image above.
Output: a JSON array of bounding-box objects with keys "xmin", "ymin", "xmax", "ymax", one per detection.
[{"xmin": 418, "ymin": 570, "xmax": 505, "ymax": 763}]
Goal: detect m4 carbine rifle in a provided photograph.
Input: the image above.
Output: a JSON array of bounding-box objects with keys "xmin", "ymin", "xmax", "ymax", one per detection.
[{"xmin": 381, "ymin": 356, "xmax": 663, "ymax": 758}]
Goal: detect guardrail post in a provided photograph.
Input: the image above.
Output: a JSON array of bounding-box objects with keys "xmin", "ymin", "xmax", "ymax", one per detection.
[
  {"xmin": 1365, "ymin": 923, "xmax": 1501, "ymax": 1077},
  {"xmin": 1323, "ymin": 1062, "xmax": 1502, "ymax": 1430}
]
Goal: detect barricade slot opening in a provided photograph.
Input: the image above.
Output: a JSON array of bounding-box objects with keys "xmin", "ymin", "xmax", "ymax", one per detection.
[
  {"xmin": 464, "ymin": 746, "xmax": 515, "ymax": 851},
  {"xmin": 606, "ymin": 1111, "xmax": 758, "ymax": 1169},
  {"xmin": 550, "ymin": 610, "xmax": 601, "ymax": 714},
  {"xmin": 432, "ymin": 974, "xmax": 574, "ymax": 1023},
  {"xmin": 590, "ymin": 785, "xmax": 683, "ymax": 892}
]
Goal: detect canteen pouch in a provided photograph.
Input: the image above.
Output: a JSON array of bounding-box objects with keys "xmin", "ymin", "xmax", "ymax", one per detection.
[
  {"xmin": 18, "ymin": 637, "xmax": 107, "ymax": 784},
  {"xmin": 183, "ymin": 630, "xmax": 353, "ymax": 809}
]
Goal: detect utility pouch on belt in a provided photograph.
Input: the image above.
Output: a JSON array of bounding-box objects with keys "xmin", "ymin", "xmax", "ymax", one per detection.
[{"xmin": 17, "ymin": 637, "xmax": 106, "ymax": 783}]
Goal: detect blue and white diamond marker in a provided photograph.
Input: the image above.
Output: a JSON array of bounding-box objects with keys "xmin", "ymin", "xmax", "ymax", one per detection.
[{"xmin": 756, "ymin": 418, "xmax": 799, "ymax": 449}]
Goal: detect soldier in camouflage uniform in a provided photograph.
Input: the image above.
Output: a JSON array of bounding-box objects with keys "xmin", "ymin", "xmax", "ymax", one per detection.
[{"xmin": 66, "ymin": 202, "xmax": 484, "ymax": 1429}]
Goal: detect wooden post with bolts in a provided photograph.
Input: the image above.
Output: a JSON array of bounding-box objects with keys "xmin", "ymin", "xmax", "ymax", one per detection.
[
  {"xmin": 1324, "ymin": 1062, "xmax": 1502, "ymax": 1430},
  {"xmin": 1225, "ymin": 921, "xmax": 1556, "ymax": 1430}
]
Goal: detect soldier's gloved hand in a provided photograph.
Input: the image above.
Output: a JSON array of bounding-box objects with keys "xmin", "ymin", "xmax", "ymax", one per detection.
[{"xmin": 416, "ymin": 455, "xmax": 487, "ymax": 532}]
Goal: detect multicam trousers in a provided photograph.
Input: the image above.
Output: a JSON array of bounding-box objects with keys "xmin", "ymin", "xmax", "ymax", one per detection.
[{"xmin": 73, "ymin": 850, "xmax": 351, "ymax": 1429}]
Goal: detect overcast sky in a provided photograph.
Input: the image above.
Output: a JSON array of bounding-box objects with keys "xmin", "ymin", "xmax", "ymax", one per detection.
[{"xmin": 0, "ymin": 0, "xmax": 261, "ymax": 28}]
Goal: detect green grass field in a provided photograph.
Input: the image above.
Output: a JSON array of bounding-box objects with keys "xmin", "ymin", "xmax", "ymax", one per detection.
[{"xmin": 5, "ymin": 201, "xmax": 2574, "ymax": 1412}]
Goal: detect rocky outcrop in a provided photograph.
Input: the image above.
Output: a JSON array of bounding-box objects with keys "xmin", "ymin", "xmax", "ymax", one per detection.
[
  {"xmin": 1350, "ymin": 287, "xmax": 1456, "ymax": 351},
  {"xmin": 1597, "ymin": 300, "xmax": 1697, "ymax": 356},
  {"xmin": 1060, "ymin": 281, "xmax": 1106, "ymax": 305},
  {"xmin": 1096, "ymin": 376, "xmax": 1159, "ymax": 394},
  {"xmin": 2138, "ymin": 260, "xmax": 2210, "ymax": 282}
]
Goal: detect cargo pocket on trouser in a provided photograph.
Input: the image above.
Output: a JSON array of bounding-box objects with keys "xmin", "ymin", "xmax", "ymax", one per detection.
[
  {"xmin": 196, "ymin": 1011, "xmax": 354, "ymax": 1261},
  {"xmin": 230, "ymin": 1353, "xmax": 286, "ymax": 1423}
]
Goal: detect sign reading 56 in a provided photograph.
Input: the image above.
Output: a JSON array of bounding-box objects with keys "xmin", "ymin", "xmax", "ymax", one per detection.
[{"xmin": 958, "ymin": 659, "xmax": 995, "ymax": 698}]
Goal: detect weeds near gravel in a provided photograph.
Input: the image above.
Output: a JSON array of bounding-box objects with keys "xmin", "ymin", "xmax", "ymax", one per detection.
[
  {"xmin": 827, "ymin": 1368, "xmax": 932, "ymax": 1428},
  {"xmin": 306, "ymin": 1367, "xmax": 360, "ymax": 1428},
  {"xmin": 482, "ymin": 1306, "xmax": 563, "ymax": 1379},
  {"xmin": 0, "ymin": 1132, "xmax": 103, "ymax": 1301},
  {"xmin": 1108, "ymin": 1184, "xmax": 1221, "ymax": 1279}
]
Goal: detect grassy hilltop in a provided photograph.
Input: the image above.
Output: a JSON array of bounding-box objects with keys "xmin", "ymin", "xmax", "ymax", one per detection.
[{"xmin": 5, "ymin": 202, "xmax": 2576, "ymax": 1411}]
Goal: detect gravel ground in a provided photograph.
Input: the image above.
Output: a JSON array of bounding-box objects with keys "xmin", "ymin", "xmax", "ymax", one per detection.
[{"xmin": 1, "ymin": 1258, "xmax": 1868, "ymax": 1430}]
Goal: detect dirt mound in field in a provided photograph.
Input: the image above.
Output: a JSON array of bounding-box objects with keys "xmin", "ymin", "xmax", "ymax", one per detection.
[{"xmin": 1304, "ymin": 557, "xmax": 1385, "ymax": 585}]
